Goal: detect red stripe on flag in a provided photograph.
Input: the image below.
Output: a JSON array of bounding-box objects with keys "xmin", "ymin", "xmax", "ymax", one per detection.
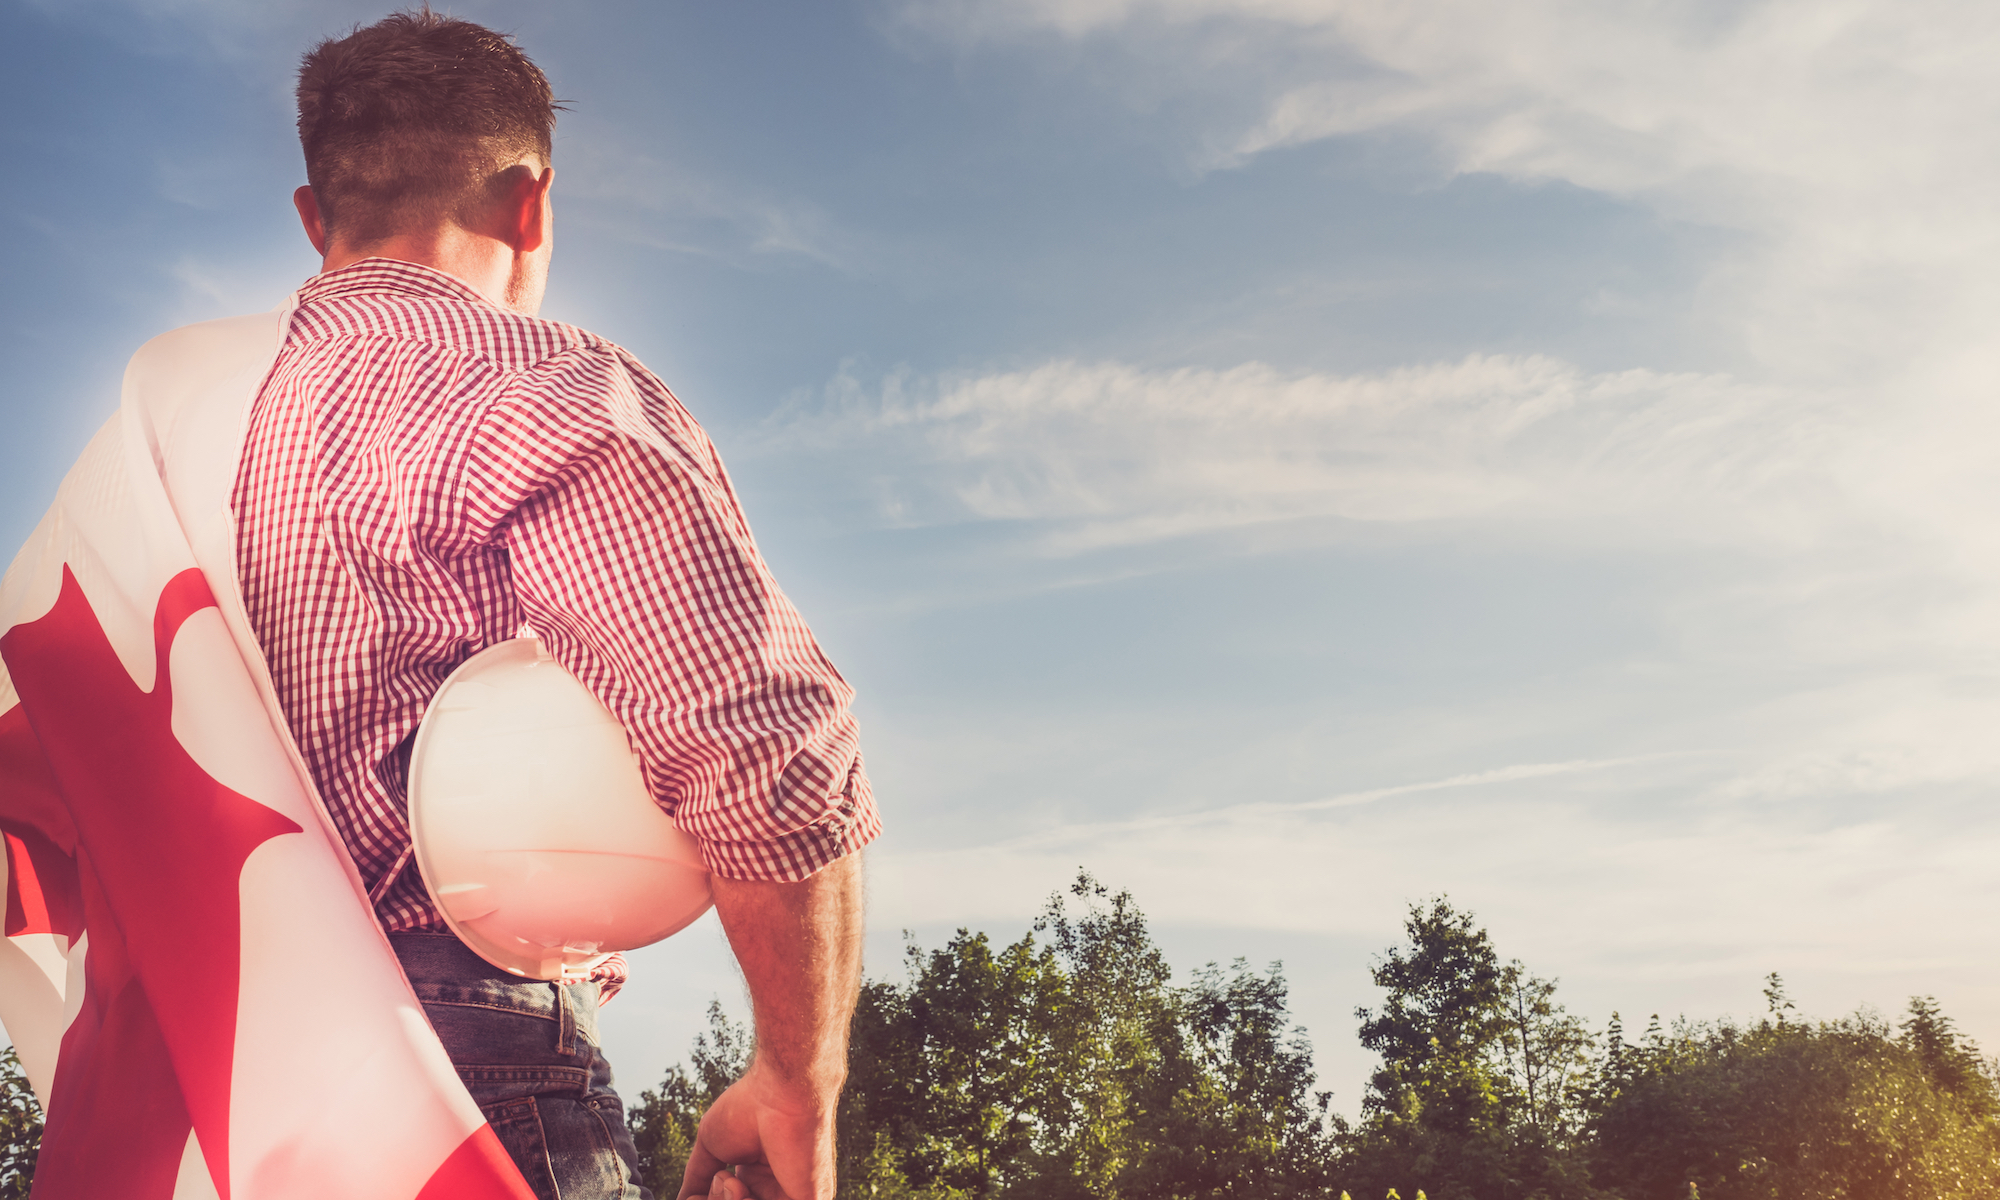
[{"xmin": 413, "ymin": 1125, "xmax": 539, "ymax": 1200}]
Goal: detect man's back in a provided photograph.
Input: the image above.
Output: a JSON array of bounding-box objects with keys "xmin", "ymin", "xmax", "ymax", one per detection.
[
  {"xmin": 236, "ymin": 257, "xmax": 878, "ymax": 938},
  {"xmin": 239, "ymin": 14, "xmax": 874, "ymax": 1196}
]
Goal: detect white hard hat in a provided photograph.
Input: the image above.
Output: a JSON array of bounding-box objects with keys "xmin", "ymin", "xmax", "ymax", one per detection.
[{"xmin": 408, "ymin": 637, "xmax": 712, "ymax": 981}]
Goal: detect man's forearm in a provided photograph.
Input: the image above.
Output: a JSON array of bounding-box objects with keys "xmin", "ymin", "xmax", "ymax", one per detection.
[
  {"xmin": 711, "ymin": 853, "xmax": 865, "ymax": 1102},
  {"xmin": 677, "ymin": 852, "xmax": 864, "ymax": 1198}
]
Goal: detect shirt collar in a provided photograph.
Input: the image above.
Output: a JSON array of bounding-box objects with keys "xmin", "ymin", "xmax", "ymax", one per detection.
[{"xmin": 293, "ymin": 257, "xmax": 498, "ymax": 309}]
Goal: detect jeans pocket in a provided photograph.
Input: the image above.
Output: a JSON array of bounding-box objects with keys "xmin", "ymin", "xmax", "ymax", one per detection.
[
  {"xmin": 536, "ymin": 1092, "xmax": 638, "ymax": 1199},
  {"xmin": 585, "ymin": 1094, "xmax": 650, "ymax": 1199},
  {"xmin": 483, "ymin": 1096, "xmax": 560, "ymax": 1200}
]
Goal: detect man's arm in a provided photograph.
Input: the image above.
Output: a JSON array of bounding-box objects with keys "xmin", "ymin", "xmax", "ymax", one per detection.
[{"xmin": 679, "ymin": 853, "xmax": 864, "ymax": 1200}]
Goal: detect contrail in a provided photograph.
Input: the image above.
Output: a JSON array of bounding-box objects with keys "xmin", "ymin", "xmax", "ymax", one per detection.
[{"xmin": 993, "ymin": 755, "xmax": 1664, "ymax": 850}]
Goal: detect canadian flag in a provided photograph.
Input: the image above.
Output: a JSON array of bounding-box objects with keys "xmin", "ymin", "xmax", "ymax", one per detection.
[{"xmin": 0, "ymin": 310, "xmax": 537, "ymax": 1198}]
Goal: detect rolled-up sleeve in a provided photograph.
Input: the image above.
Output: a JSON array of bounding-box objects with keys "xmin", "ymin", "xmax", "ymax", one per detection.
[{"xmin": 469, "ymin": 345, "xmax": 880, "ymax": 881}]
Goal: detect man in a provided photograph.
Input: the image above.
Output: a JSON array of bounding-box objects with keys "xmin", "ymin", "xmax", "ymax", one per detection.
[{"xmin": 245, "ymin": 12, "xmax": 877, "ymax": 1200}]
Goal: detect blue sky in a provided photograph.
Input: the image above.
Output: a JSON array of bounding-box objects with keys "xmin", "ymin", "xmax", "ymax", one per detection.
[{"xmin": 8, "ymin": 0, "xmax": 2000, "ymax": 1111}]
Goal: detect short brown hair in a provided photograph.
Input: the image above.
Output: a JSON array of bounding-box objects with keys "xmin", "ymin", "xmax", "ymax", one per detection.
[{"xmin": 296, "ymin": 8, "xmax": 558, "ymax": 245}]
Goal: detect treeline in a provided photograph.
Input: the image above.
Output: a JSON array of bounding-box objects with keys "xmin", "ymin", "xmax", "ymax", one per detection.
[
  {"xmin": 1329, "ymin": 900, "xmax": 2000, "ymax": 1199},
  {"xmin": 0, "ymin": 872, "xmax": 1995, "ymax": 1198},
  {"xmin": 632, "ymin": 874, "xmax": 2000, "ymax": 1200}
]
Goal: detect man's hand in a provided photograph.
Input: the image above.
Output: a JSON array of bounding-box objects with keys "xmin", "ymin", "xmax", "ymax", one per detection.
[
  {"xmin": 677, "ymin": 854, "xmax": 863, "ymax": 1200},
  {"xmin": 680, "ymin": 1061, "xmax": 835, "ymax": 1200}
]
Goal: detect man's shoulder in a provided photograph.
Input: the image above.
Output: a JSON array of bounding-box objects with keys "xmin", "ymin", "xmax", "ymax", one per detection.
[
  {"xmin": 285, "ymin": 260, "xmax": 621, "ymax": 376},
  {"xmin": 292, "ymin": 292, "xmax": 608, "ymax": 374}
]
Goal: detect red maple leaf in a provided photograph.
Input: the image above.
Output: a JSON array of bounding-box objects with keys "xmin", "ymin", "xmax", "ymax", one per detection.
[{"xmin": 1, "ymin": 566, "xmax": 302, "ymax": 1199}]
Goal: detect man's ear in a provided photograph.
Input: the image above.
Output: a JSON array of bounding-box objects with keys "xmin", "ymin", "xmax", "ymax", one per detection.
[
  {"xmin": 496, "ymin": 164, "xmax": 554, "ymax": 255},
  {"xmin": 293, "ymin": 185, "xmax": 329, "ymax": 257},
  {"xmin": 494, "ymin": 164, "xmax": 560, "ymax": 255}
]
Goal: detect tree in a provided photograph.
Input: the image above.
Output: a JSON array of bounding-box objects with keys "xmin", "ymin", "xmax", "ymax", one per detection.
[
  {"xmin": 1336, "ymin": 899, "xmax": 1594, "ymax": 1200},
  {"xmin": 1589, "ymin": 996, "xmax": 2000, "ymax": 1200},
  {"xmin": 893, "ymin": 927, "xmax": 1065, "ymax": 1195},
  {"xmin": 1500, "ymin": 965, "xmax": 1592, "ymax": 1144},
  {"xmin": 1899, "ymin": 996, "xmax": 1998, "ymax": 1120},
  {"xmin": 1031, "ymin": 871, "xmax": 1180, "ymax": 1198},
  {"xmin": 0, "ymin": 1048, "xmax": 38, "ymax": 1200},
  {"xmin": 1496, "ymin": 965, "xmax": 1594, "ymax": 1198},
  {"xmin": 1338, "ymin": 899, "xmax": 1518, "ymax": 1200},
  {"xmin": 1354, "ymin": 898, "xmax": 1510, "ymax": 1114},
  {"xmin": 1122, "ymin": 957, "xmax": 1338, "ymax": 1198}
]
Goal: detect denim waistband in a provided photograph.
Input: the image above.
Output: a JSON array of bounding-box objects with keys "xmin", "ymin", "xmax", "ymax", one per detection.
[{"xmin": 391, "ymin": 931, "xmax": 598, "ymax": 1030}]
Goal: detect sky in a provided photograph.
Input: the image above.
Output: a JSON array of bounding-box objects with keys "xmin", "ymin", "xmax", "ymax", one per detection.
[{"xmin": 6, "ymin": 0, "xmax": 2000, "ymax": 1113}]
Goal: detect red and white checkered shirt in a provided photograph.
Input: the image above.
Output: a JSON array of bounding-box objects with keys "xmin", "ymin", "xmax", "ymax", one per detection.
[{"xmin": 233, "ymin": 259, "xmax": 880, "ymax": 971}]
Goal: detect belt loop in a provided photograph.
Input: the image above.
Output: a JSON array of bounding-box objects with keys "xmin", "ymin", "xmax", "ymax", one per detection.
[
  {"xmin": 367, "ymin": 845, "xmax": 414, "ymax": 907},
  {"xmin": 555, "ymin": 981, "xmax": 577, "ymax": 1057}
]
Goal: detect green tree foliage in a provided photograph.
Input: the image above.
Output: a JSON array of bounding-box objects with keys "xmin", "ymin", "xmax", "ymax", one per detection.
[
  {"xmin": 1497, "ymin": 966, "xmax": 1594, "ymax": 1199},
  {"xmin": 1899, "ymin": 995, "xmax": 1996, "ymax": 1120},
  {"xmin": 1329, "ymin": 902, "xmax": 2000, "ymax": 1200},
  {"xmin": 1334, "ymin": 899, "xmax": 1594, "ymax": 1200},
  {"xmin": 0, "ymin": 1047, "xmax": 39, "ymax": 1200},
  {"xmin": 633, "ymin": 889, "xmax": 2000, "ymax": 1199},
  {"xmin": 1589, "ymin": 996, "xmax": 2000, "ymax": 1199},
  {"xmin": 842, "ymin": 922, "xmax": 1067, "ymax": 1194},
  {"xmin": 626, "ymin": 874, "xmax": 1337, "ymax": 1199},
  {"xmin": 772, "ymin": 871, "xmax": 1340, "ymax": 1198}
]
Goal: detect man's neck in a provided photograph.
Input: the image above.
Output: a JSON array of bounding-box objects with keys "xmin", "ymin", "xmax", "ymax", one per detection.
[
  {"xmin": 321, "ymin": 225, "xmax": 525, "ymax": 314},
  {"xmin": 294, "ymin": 163, "xmax": 552, "ymax": 315}
]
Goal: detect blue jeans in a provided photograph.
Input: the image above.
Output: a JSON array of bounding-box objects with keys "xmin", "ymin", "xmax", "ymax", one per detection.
[{"xmin": 392, "ymin": 932, "xmax": 652, "ymax": 1200}]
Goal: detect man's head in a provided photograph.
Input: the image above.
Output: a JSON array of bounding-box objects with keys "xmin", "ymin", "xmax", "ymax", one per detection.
[{"xmin": 295, "ymin": 9, "xmax": 559, "ymax": 311}]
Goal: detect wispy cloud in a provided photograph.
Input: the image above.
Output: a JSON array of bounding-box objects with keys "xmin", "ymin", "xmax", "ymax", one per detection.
[
  {"xmin": 867, "ymin": 754, "xmax": 2000, "ymax": 969},
  {"xmin": 768, "ymin": 353, "xmax": 1820, "ymax": 552},
  {"xmin": 856, "ymin": 0, "xmax": 2000, "ymax": 846},
  {"xmin": 865, "ymin": 0, "xmax": 2000, "ymax": 616},
  {"xmin": 895, "ymin": 0, "xmax": 2000, "ymax": 386},
  {"xmin": 988, "ymin": 756, "xmax": 1655, "ymax": 851}
]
